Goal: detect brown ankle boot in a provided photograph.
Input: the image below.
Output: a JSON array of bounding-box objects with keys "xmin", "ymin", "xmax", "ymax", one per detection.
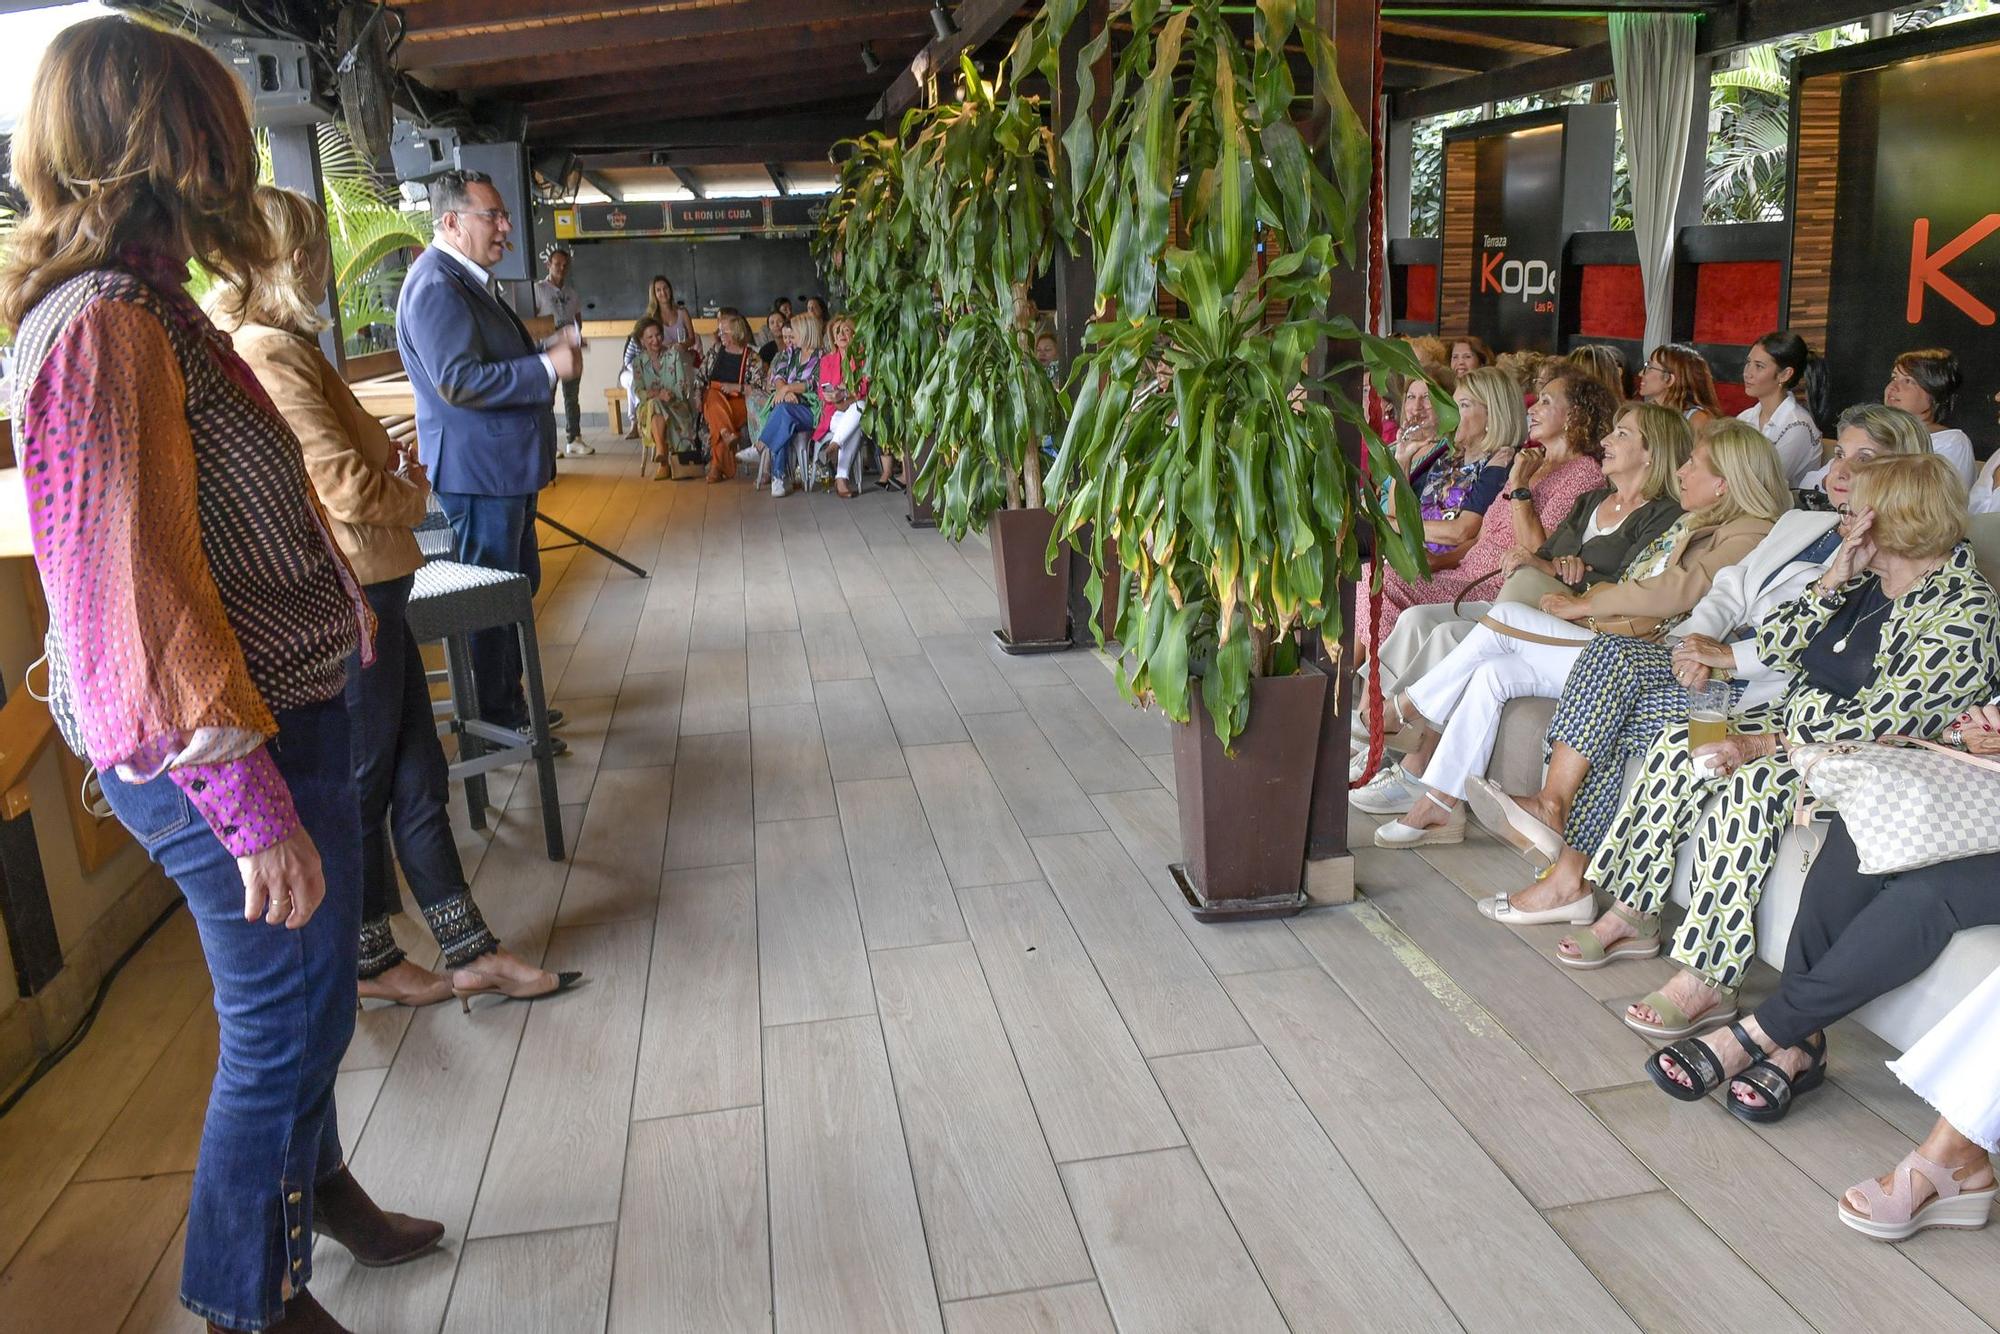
[
  {"xmin": 207, "ymin": 1287, "xmax": 352, "ymax": 1333},
  {"xmin": 312, "ymin": 1165, "xmax": 445, "ymax": 1267}
]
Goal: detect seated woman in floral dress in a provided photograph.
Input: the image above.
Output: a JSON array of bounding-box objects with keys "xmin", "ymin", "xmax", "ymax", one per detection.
[{"xmin": 629, "ymin": 317, "xmax": 698, "ymax": 480}]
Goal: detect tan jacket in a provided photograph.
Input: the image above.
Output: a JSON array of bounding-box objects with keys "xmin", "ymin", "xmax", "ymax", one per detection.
[
  {"xmin": 231, "ymin": 323, "xmax": 427, "ymax": 586},
  {"xmin": 1576, "ymin": 512, "xmax": 1778, "ymax": 636}
]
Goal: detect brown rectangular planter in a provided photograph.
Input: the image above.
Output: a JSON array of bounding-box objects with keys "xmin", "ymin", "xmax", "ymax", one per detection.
[
  {"xmin": 905, "ymin": 441, "xmax": 936, "ymax": 529},
  {"xmin": 989, "ymin": 507, "xmax": 1072, "ymax": 653},
  {"xmin": 1169, "ymin": 661, "xmax": 1329, "ymax": 921},
  {"xmin": 1064, "ymin": 522, "xmax": 1125, "ymax": 647}
]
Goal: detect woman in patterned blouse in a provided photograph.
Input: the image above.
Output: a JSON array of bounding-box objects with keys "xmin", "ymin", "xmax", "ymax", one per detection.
[
  {"xmin": 1558, "ymin": 455, "xmax": 1998, "ymax": 1042},
  {"xmin": 0, "ymin": 19, "xmax": 439, "ymax": 1333}
]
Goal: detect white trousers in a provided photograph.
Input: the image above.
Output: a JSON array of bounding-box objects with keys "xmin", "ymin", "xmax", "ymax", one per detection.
[
  {"xmin": 830, "ymin": 402, "xmax": 867, "ymax": 480},
  {"xmin": 1404, "ymin": 601, "xmax": 1596, "ymax": 800},
  {"xmin": 1890, "ymin": 964, "xmax": 2000, "ymax": 1151}
]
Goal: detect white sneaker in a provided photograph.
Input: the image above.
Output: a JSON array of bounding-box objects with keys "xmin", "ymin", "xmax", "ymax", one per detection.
[
  {"xmin": 772, "ymin": 478, "xmax": 788, "ymax": 498},
  {"xmin": 1350, "ymin": 766, "xmax": 1422, "ymax": 815},
  {"xmin": 563, "ymin": 440, "xmax": 595, "ymax": 457},
  {"xmin": 737, "ymin": 446, "xmax": 760, "ymax": 466}
]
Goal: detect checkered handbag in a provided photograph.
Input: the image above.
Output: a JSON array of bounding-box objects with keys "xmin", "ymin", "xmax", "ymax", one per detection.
[{"xmin": 1793, "ymin": 736, "xmax": 2000, "ymax": 876}]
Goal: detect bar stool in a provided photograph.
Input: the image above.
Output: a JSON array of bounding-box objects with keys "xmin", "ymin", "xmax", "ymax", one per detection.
[{"xmin": 404, "ymin": 559, "xmax": 566, "ymax": 861}]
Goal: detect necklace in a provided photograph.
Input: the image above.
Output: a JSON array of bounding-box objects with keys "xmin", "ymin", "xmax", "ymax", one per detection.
[{"xmin": 1832, "ymin": 598, "xmax": 1895, "ymax": 654}]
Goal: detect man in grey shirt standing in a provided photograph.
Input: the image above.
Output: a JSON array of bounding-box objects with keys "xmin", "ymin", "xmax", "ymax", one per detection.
[{"xmin": 534, "ymin": 247, "xmax": 592, "ymax": 456}]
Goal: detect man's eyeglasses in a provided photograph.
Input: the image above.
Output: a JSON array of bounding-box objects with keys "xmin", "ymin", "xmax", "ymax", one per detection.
[{"xmin": 455, "ymin": 208, "xmax": 511, "ymax": 223}]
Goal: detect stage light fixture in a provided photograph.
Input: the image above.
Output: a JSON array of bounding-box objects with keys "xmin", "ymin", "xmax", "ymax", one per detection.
[{"xmin": 930, "ymin": 2, "xmax": 960, "ymax": 43}]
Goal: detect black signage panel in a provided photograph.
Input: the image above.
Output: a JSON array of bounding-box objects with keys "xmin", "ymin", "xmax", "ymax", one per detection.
[
  {"xmin": 1467, "ymin": 125, "xmax": 1566, "ymax": 354},
  {"xmin": 576, "ymin": 202, "xmax": 667, "ymax": 235},
  {"xmin": 769, "ymin": 197, "xmax": 829, "ymax": 229},
  {"xmin": 1808, "ymin": 30, "xmax": 2000, "ymax": 430},
  {"xmin": 669, "ymin": 200, "xmax": 767, "ymax": 232}
]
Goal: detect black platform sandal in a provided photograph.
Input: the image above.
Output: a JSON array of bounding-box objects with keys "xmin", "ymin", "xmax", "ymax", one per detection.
[
  {"xmin": 1728, "ymin": 1031, "xmax": 1828, "ymax": 1124},
  {"xmin": 1645, "ymin": 1020, "xmax": 1763, "ymax": 1102}
]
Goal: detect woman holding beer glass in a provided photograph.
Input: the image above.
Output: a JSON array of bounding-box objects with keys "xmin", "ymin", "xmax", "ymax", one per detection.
[{"xmin": 1555, "ymin": 454, "xmax": 1996, "ymax": 1040}]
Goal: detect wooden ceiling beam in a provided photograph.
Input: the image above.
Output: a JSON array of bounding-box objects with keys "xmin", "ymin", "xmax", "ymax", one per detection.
[
  {"xmin": 420, "ymin": 18, "xmax": 930, "ymax": 90},
  {"xmin": 528, "ymin": 82, "xmax": 885, "ymax": 130},
  {"xmin": 1381, "ymin": 32, "xmax": 1543, "ymax": 74},
  {"xmin": 547, "ymin": 111, "xmax": 873, "ymax": 151},
  {"xmin": 506, "ymin": 47, "xmax": 871, "ymax": 107},
  {"xmin": 403, "ymin": 0, "xmax": 929, "ymax": 72},
  {"xmin": 572, "ymin": 143, "xmax": 835, "ymax": 167},
  {"xmin": 878, "ymin": 0, "xmax": 1027, "ymax": 119}
]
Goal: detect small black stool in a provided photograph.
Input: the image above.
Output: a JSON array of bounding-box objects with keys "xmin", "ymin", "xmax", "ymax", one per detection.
[{"xmin": 404, "ymin": 559, "xmax": 565, "ymax": 861}]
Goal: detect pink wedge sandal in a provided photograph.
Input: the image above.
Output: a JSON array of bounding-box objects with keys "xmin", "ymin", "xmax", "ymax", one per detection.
[{"xmin": 1839, "ymin": 1151, "xmax": 1997, "ymax": 1241}]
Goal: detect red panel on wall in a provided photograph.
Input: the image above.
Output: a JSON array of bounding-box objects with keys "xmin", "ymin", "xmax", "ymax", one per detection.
[
  {"xmin": 1692, "ymin": 261, "xmax": 1783, "ymax": 346},
  {"xmin": 1715, "ymin": 382, "xmax": 1755, "ymax": 416},
  {"xmin": 1577, "ymin": 264, "xmax": 1645, "ymax": 339},
  {"xmin": 1404, "ymin": 263, "xmax": 1438, "ymax": 323}
]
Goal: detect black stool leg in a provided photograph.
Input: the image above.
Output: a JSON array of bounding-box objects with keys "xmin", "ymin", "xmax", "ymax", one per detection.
[
  {"xmin": 516, "ymin": 615, "xmax": 566, "ymax": 861},
  {"xmin": 444, "ymin": 634, "xmax": 490, "ymax": 830}
]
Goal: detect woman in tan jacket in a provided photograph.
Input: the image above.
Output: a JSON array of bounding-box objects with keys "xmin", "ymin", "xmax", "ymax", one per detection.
[
  {"xmin": 211, "ymin": 186, "xmax": 578, "ymax": 1010},
  {"xmin": 1371, "ymin": 414, "xmax": 1791, "ymax": 849}
]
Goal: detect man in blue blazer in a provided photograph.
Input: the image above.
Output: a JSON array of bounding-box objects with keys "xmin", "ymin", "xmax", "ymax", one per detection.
[{"xmin": 397, "ymin": 169, "xmax": 581, "ymax": 738}]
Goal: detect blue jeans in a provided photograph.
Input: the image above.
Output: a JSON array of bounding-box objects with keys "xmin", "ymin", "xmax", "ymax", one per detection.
[
  {"xmin": 97, "ymin": 698, "xmax": 361, "ymax": 1331},
  {"xmin": 346, "ymin": 576, "xmax": 498, "ymax": 976},
  {"xmin": 436, "ymin": 489, "xmax": 541, "ymax": 728},
  {"xmin": 759, "ymin": 402, "xmax": 817, "ymax": 478}
]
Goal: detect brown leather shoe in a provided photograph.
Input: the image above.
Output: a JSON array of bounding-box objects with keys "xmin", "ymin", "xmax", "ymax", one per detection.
[
  {"xmin": 313, "ymin": 1166, "xmax": 445, "ymax": 1268},
  {"xmin": 207, "ymin": 1287, "xmax": 352, "ymax": 1333}
]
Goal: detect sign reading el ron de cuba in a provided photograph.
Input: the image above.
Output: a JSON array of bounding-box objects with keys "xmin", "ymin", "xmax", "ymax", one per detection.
[
  {"xmin": 1791, "ymin": 20, "xmax": 2000, "ymax": 427},
  {"xmin": 552, "ymin": 197, "xmax": 824, "ymax": 241}
]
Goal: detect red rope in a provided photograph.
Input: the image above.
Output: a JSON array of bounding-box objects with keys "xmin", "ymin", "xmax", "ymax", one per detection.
[{"xmin": 1351, "ymin": 32, "xmax": 1390, "ymax": 791}]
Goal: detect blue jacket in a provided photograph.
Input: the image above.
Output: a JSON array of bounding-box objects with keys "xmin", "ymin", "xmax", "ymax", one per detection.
[{"xmin": 395, "ymin": 245, "xmax": 558, "ymax": 497}]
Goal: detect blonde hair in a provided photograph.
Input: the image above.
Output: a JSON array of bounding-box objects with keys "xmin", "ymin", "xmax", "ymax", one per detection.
[
  {"xmin": 723, "ymin": 312, "xmax": 752, "ymax": 345},
  {"xmin": 1621, "ymin": 402, "xmax": 1694, "ymax": 502},
  {"xmin": 1688, "ymin": 418, "xmax": 1792, "ymax": 530},
  {"xmin": 828, "ymin": 313, "xmax": 856, "ymax": 345},
  {"xmin": 1494, "ymin": 349, "xmax": 1547, "ymax": 392},
  {"xmin": 1567, "ymin": 343, "xmax": 1630, "ymax": 400},
  {"xmin": 1849, "ymin": 454, "xmax": 1968, "ymax": 560},
  {"xmin": 0, "ymin": 16, "xmax": 275, "ymax": 329},
  {"xmin": 789, "ymin": 311, "xmax": 827, "ymax": 353},
  {"xmin": 1456, "ymin": 366, "xmax": 1526, "ymax": 457},
  {"xmin": 1407, "ymin": 334, "xmax": 1450, "ymax": 379},
  {"xmin": 206, "ymin": 185, "xmax": 331, "ymax": 336}
]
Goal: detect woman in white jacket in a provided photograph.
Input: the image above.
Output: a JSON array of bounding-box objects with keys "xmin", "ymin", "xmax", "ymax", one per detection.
[
  {"xmin": 1840, "ymin": 964, "xmax": 2000, "ymax": 1240},
  {"xmin": 1470, "ymin": 404, "xmax": 1931, "ymax": 923}
]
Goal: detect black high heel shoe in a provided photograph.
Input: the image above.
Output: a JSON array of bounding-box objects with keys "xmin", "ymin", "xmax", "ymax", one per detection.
[{"xmin": 453, "ymin": 969, "xmax": 585, "ymax": 1014}]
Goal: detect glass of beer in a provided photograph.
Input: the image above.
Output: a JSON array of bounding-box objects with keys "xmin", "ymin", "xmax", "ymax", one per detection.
[{"xmin": 1687, "ymin": 681, "xmax": 1732, "ymax": 754}]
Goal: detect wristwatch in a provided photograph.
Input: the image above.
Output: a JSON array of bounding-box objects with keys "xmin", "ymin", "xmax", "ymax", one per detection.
[{"xmin": 1505, "ymin": 487, "xmax": 1535, "ymax": 502}]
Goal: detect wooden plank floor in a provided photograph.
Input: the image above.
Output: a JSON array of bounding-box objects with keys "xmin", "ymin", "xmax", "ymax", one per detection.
[{"xmin": 4, "ymin": 440, "xmax": 1992, "ymax": 1333}]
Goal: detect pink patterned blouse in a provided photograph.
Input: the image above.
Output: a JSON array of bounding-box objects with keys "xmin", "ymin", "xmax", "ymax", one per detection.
[{"xmin": 12, "ymin": 250, "xmax": 373, "ymax": 857}]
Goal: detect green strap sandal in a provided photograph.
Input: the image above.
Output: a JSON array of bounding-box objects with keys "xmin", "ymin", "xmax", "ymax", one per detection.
[
  {"xmin": 1624, "ymin": 976, "xmax": 1739, "ymax": 1041},
  {"xmin": 1556, "ymin": 905, "xmax": 1661, "ymax": 972}
]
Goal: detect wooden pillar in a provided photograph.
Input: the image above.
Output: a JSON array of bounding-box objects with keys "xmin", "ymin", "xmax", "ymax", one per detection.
[
  {"xmin": 1055, "ymin": 0, "xmax": 1111, "ymax": 636},
  {"xmin": 267, "ymin": 123, "xmax": 347, "ymax": 375},
  {"xmin": 1305, "ymin": 0, "xmax": 1380, "ymax": 892}
]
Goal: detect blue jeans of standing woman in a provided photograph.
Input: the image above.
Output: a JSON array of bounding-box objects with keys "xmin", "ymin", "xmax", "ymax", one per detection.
[{"xmin": 97, "ymin": 698, "xmax": 361, "ymax": 1331}]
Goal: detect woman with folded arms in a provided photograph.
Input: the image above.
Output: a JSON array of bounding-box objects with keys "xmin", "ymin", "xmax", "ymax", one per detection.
[
  {"xmin": 211, "ymin": 185, "xmax": 580, "ymax": 1013},
  {"xmin": 3, "ymin": 21, "xmax": 443, "ymax": 1330},
  {"xmin": 1363, "ymin": 415, "xmax": 1785, "ymax": 848},
  {"xmin": 1550, "ymin": 455, "xmax": 1997, "ymax": 1040},
  {"xmin": 1646, "ymin": 708, "xmax": 2000, "ymax": 1125},
  {"xmin": 1472, "ymin": 405, "xmax": 1933, "ymax": 904},
  {"xmin": 1841, "ymin": 964, "xmax": 2000, "ymax": 1239},
  {"xmin": 1636, "ymin": 342, "xmax": 1723, "ymax": 433},
  {"xmin": 1357, "ymin": 366, "xmax": 1614, "ymax": 645},
  {"xmin": 1738, "ymin": 330, "xmax": 1832, "ymax": 487}
]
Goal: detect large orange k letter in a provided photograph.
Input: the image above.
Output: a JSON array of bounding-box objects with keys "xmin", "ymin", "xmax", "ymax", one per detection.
[
  {"xmin": 1480, "ymin": 249, "xmax": 1505, "ymax": 294},
  {"xmin": 1908, "ymin": 215, "xmax": 2000, "ymax": 325}
]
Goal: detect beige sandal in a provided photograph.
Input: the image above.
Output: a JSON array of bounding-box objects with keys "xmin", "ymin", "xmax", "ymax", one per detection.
[{"xmin": 1840, "ymin": 1152, "xmax": 1997, "ymax": 1241}]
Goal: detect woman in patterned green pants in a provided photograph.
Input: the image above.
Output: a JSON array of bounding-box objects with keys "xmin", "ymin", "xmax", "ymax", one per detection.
[{"xmin": 1556, "ymin": 455, "xmax": 1999, "ymax": 1039}]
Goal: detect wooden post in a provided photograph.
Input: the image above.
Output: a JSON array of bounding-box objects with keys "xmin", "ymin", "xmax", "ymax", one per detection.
[
  {"xmin": 1304, "ymin": 0, "xmax": 1380, "ymax": 897},
  {"xmin": 267, "ymin": 123, "xmax": 347, "ymax": 376},
  {"xmin": 1055, "ymin": 0, "xmax": 1110, "ymax": 636}
]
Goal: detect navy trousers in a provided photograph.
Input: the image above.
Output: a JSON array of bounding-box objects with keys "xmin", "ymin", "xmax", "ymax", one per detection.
[{"xmin": 436, "ymin": 489, "xmax": 540, "ymax": 728}]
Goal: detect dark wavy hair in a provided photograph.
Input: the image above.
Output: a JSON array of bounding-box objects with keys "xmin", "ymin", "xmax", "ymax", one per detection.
[
  {"xmin": 1892, "ymin": 347, "xmax": 1962, "ymax": 426},
  {"xmin": 0, "ymin": 17, "xmax": 274, "ymax": 329},
  {"xmin": 1546, "ymin": 366, "xmax": 1619, "ymax": 461}
]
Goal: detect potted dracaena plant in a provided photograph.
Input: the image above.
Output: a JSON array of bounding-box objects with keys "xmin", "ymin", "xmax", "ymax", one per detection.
[
  {"xmin": 1025, "ymin": 0, "xmax": 1448, "ymax": 917},
  {"xmin": 902, "ymin": 54, "xmax": 1077, "ymax": 651},
  {"xmin": 816, "ymin": 124, "xmax": 938, "ymax": 522}
]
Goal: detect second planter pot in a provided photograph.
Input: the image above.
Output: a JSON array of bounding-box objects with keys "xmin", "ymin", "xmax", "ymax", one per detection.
[
  {"xmin": 1168, "ymin": 661, "xmax": 1329, "ymax": 921},
  {"xmin": 989, "ymin": 507, "xmax": 1072, "ymax": 654}
]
